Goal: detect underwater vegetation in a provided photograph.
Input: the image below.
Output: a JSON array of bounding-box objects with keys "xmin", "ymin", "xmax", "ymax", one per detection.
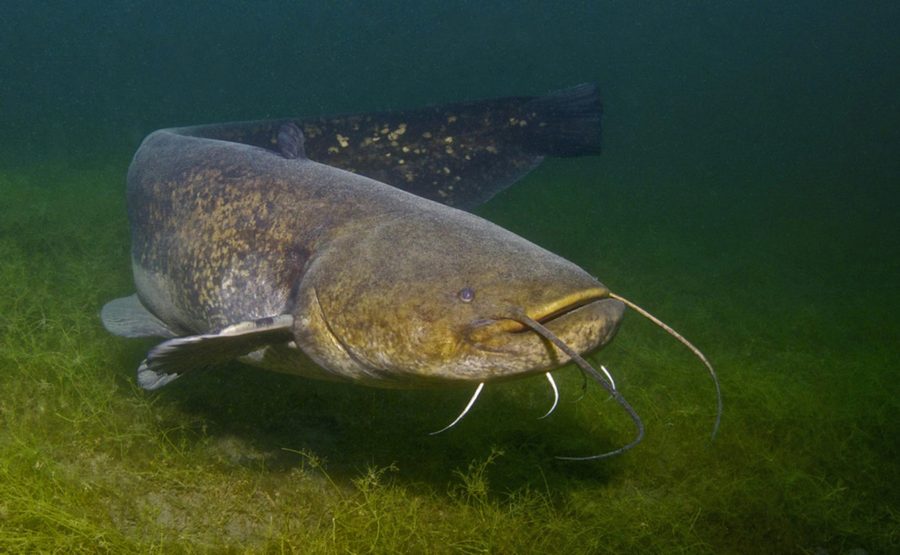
[{"xmin": 0, "ymin": 159, "xmax": 896, "ymax": 553}]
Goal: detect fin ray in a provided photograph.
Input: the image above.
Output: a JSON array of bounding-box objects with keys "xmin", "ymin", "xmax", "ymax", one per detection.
[{"xmin": 137, "ymin": 315, "xmax": 294, "ymax": 390}]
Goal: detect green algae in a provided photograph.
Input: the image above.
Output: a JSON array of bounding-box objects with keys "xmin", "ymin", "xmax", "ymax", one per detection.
[{"xmin": 0, "ymin": 162, "xmax": 897, "ymax": 554}]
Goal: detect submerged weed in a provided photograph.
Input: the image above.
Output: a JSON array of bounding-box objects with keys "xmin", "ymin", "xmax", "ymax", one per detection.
[
  {"xmin": 0, "ymin": 164, "xmax": 896, "ymax": 553},
  {"xmin": 451, "ymin": 447, "xmax": 504, "ymax": 505}
]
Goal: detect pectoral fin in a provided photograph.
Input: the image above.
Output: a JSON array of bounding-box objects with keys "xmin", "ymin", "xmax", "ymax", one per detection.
[{"xmin": 137, "ymin": 315, "xmax": 295, "ymax": 390}]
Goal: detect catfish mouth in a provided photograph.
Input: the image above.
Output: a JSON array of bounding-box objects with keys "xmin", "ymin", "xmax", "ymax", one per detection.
[{"xmin": 468, "ymin": 286, "xmax": 613, "ymax": 341}]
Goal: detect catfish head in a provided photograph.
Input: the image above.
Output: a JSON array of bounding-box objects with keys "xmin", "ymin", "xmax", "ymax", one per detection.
[
  {"xmin": 291, "ymin": 204, "xmax": 720, "ymax": 459},
  {"xmin": 293, "ymin": 206, "xmax": 625, "ymax": 388}
]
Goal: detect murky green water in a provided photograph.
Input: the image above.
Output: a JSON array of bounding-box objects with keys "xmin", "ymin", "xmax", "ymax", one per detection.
[{"xmin": 1, "ymin": 2, "xmax": 897, "ymax": 553}]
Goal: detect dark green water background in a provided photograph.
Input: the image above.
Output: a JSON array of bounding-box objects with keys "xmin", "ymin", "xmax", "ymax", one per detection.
[{"xmin": 1, "ymin": 1, "xmax": 897, "ymax": 553}]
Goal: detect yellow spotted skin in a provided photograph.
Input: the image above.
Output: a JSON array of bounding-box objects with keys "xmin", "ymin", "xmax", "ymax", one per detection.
[{"xmin": 182, "ymin": 83, "xmax": 602, "ymax": 209}]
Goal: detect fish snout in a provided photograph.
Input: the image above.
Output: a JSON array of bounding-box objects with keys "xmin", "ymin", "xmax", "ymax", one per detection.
[{"xmin": 466, "ymin": 289, "xmax": 625, "ymax": 361}]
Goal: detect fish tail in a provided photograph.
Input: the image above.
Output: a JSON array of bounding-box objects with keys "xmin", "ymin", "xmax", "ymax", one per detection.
[
  {"xmin": 519, "ymin": 83, "xmax": 603, "ymax": 157},
  {"xmin": 517, "ymin": 83, "xmax": 603, "ymax": 157}
]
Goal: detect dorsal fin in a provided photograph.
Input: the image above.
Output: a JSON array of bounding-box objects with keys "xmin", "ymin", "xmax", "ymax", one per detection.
[{"xmin": 277, "ymin": 122, "xmax": 306, "ymax": 159}]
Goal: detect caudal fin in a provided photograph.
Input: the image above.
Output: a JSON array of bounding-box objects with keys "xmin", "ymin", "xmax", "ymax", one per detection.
[{"xmin": 518, "ymin": 83, "xmax": 603, "ymax": 157}]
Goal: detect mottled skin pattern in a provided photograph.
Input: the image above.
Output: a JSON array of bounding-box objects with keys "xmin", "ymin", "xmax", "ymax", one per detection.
[
  {"xmin": 184, "ymin": 84, "xmax": 601, "ymax": 208},
  {"xmin": 127, "ymin": 126, "xmax": 624, "ymax": 387}
]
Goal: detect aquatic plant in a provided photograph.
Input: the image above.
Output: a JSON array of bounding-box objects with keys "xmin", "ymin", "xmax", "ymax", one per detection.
[{"xmin": 0, "ymin": 163, "xmax": 895, "ymax": 553}]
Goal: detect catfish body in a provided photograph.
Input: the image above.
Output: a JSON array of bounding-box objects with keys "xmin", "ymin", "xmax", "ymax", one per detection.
[
  {"xmin": 101, "ymin": 86, "xmax": 723, "ymax": 459},
  {"xmin": 103, "ymin": 85, "xmax": 624, "ymax": 389}
]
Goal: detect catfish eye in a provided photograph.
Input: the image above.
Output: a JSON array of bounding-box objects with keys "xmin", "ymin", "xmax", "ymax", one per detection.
[{"xmin": 457, "ymin": 286, "xmax": 475, "ymax": 303}]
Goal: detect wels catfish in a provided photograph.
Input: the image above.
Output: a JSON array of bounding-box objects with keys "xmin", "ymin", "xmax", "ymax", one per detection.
[{"xmin": 102, "ymin": 85, "xmax": 721, "ymax": 459}]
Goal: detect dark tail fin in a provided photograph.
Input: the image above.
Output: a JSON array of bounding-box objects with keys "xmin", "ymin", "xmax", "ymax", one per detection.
[{"xmin": 518, "ymin": 83, "xmax": 603, "ymax": 157}]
